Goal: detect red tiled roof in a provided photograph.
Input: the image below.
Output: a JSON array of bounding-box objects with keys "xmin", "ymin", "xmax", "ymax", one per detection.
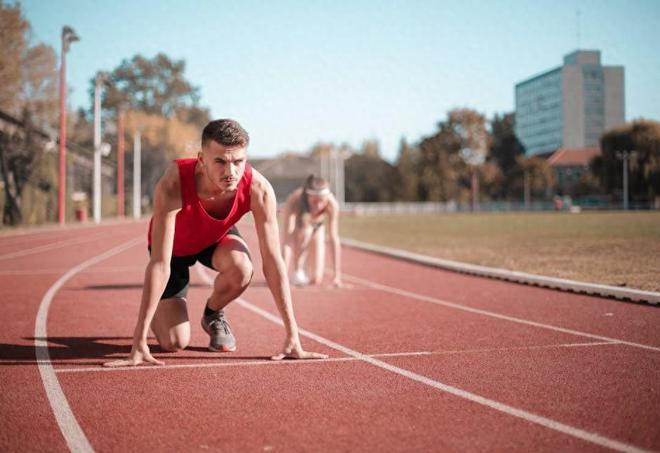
[{"xmin": 547, "ymin": 148, "xmax": 601, "ymax": 167}]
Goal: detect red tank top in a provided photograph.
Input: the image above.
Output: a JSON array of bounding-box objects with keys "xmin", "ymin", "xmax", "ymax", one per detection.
[{"xmin": 148, "ymin": 158, "xmax": 253, "ymax": 256}]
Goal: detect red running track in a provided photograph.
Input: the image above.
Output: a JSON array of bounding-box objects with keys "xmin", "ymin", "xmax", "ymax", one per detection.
[{"xmin": 1, "ymin": 219, "xmax": 658, "ymax": 452}]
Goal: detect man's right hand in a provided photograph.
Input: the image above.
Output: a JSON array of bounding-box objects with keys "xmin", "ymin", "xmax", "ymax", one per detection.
[{"xmin": 103, "ymin": 339, "xmax": 164, "ymax": 367}]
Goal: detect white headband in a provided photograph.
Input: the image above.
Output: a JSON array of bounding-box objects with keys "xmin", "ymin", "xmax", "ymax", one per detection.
[{"xmin": 305, "ymin": 187, "xmax": 330, "ymax": 196}]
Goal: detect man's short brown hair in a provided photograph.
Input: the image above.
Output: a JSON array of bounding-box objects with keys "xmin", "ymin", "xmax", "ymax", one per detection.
[{"xmin": 202, "ymin": 119, "xmax": 250, "ymax": 148}]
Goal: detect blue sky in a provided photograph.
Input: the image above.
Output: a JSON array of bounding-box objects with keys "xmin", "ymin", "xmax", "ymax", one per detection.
[{"xmin": 20, "ymin": 0, "xmax": 660, "ymax": 161}]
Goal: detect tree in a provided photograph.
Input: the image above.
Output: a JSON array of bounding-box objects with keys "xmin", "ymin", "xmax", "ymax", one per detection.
[
  {"xmin": 345, "ymin": 140, "xmax": 396, "ymax": 202},
  {"xmin": 452, "ymin": 109, "xmax": 490, "ymax": 167},
  {"xmin": 0, "ymin": 2, "xmax": 27, "ymax": 113},
  {"xmin": 74, "ymin": 54, "xmax": 211, "ymax": 212},
  {"xmin": 0, "ymin": 2, "xmax": 58, "ymax": 225},
  {"xmin": 0, "ymin": 110, "xmax": 41, "ymax": 225},
  {"xmin": 21, "ymin": 44, "xmax": 59, "ymax": 127},
  {"xmin": 511, "ymin": 156, "xmax": 555, "ymax": 202},
  {"xmin": 393, "ymin": 138, "xmax": 419, "ymax": 201},
  {"xmin": 488, "ymin": 112, "xmax": 525, "ymax": 199},
  {"xmin": 95, "ymin": 53, "xmax": 210, "ymax": 128},
  {"xmin": 476, "ymin": 161, "xmax": 504, "ymax": 201},
  {"xmin": 595, "ymin": 120, "xmax": 660, "ymax": 204},
  {"xmin": 417, "ymin": 108, "xmax": 490, "ymax": 202},
  {"xmin": 121, "ymin": 110, "xmax": 200, "ymax": 206}
]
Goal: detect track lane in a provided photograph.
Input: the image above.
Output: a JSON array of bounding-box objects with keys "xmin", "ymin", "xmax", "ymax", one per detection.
[
  {"xmin": 0, "ymin": 221, "xmax": 147, "ymax": 452},
  {"xmin": 47, "ymin": 252, "xmax": 611, "ymax": 451},
  {"xmin": 338, "ymin": 246, "xmax": 660, "ymax": 348},
  {"xmin": 2, "ymin": 220, "xmax": 658, "ymax": 452},
  {"xmin": 236, "ymin": 224, "xmax": 660, "ymax": 451}
]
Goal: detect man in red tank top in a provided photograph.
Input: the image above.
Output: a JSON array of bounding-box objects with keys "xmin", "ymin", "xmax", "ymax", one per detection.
[{"xmin": 105, "ymin": 119, "xmax": 327, "ymax": 367}]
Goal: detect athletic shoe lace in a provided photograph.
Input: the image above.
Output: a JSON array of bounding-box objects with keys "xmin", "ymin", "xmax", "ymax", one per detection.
[{"xmin": 209, "ymin": 317, "xmax": 231, "ymax": 335}]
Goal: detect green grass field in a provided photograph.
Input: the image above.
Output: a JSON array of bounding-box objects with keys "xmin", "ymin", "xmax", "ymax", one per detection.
[{"xmin": 339, "ymin": 211, "xmax": 660, "ymax": 292}]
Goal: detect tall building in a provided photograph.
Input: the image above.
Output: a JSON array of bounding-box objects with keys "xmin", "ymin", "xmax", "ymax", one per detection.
[{"xmin": 515, "ymin": 50, "xmax": 625, "ymax": 156}]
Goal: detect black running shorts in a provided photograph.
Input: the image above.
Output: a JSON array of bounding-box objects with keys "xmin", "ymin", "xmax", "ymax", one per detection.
[{"xmin": 149, "ymin": 226, "xmax": 244, "ymax": 300}]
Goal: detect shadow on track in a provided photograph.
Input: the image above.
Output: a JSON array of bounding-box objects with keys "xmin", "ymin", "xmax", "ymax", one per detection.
[
  {"xmin": 80, "ymin": 283, "xmax": 208, "ymax": 291},
  {"xmin": 0, "ymin": 337, "xmax": 272, "ymax": 365},
  {"xmin": 0, "ymin": 337, "xmax": 132, "ymax": 365}
]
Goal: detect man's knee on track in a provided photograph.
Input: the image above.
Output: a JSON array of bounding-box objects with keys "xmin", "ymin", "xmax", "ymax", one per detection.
[{"xmin": 158, "ymin": 336, "xmax": 190, "ymax": 352}]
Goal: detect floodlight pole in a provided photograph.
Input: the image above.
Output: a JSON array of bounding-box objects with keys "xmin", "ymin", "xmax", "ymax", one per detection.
[
  {"xmin": 623, "ymin": 151, "xmax": 629, "ymax": 210},
  {"xmin": 58, "ymin": 26, "xmax": 80, "ymax": 225},
  {"xmin": 117, "ymin": 108, "xmax": 125, "ymax": 218},
  {"xmin": 133, "ymin": 129, "xmax": 141, "ymax": 219},
  {"xmin": 338, "ymin": 150, "xmax": 346, "ymax": 209},
  {"xmin": 320, "ymin": 149, "xmax": 329, "ymax": 180},
  {"xmin": 333, "ymin": 148, "xmax": 339, "ymax": 203},
  {"xmin": 616, "ymin": 150, "xmax": 633, "ymax": 210},
  {"xmin": 523, "ymin": 170, "xmax": 531, "ymax": 210},
  {"xmin": 93, "ymin": 74, "xmax": 103, "ymax": 223}
]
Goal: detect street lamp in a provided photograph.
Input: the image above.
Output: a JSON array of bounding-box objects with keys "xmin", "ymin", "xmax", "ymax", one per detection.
[
  {"xmin": 93, "ymin": 73, "xmax": 110, "ymax": 223},
  {"xmin": 133, "ymin": 128, "xmax": 142, "ymax": 220},
  {"xmin": 58, "ymin": 26, "xmax": 80, "ymax": 225},
  {"xmin": 117, "ymin": 105, "xmax": 126, "ymax": 218}
]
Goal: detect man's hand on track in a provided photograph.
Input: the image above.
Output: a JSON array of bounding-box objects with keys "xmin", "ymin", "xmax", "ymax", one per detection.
[{"xmin": 103, "ymin": 340, "xmax": 164, "ymax": 367}]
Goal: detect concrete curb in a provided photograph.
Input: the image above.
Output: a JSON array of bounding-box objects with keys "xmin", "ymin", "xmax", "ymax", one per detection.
[{"xmin": 342, "ymin": 238, "xmax": 660, "ymax": 306}]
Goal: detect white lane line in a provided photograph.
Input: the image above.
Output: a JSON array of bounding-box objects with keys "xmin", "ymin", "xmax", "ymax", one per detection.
[
  {"xmin": 345, "ymin": 274, "xmax": 660, "ymax": 353},
  {"xmin": 0, "ymin": 266, "xmax": 145, "ymax": 276},
  {"xmin": 241, "ymin": 299, "xmax": 647, "ymax": 453},
  {"xmin": 81, "ymin": 266, "xmax": 146, "ymax": 273},
  {"xmin": 35, "ymin": 236, "xmax": 144, "ymax": 453},
  {"xmin": 54, "ymin": 341, "xmax": 617, "ymax": 374},
  {"xmin": 56, "ymin": 357, "xmax": 358, "ymax": 373},
  {"xmin": 375, "ymin": 341, "xmax": 618, "ymax": 358},
  {"xmin": 196, "ymin": 266, "xmax": 648, "ymax": 453},
  {"xmin": 0, "ymin": 232, "xmax": 109, "ymax": 261},
  {"xmin": 0, "ymin": 269, "xmax": 68, "ymax": 275}
]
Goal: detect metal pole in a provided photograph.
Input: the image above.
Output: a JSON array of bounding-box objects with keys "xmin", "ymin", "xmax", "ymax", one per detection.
[
  {"xmin": 338, "ymin": 151, "xmax": 345, "ymax": 209},
  {"xmin": 524, "ymin": 170, "xmax": 531, "ymax": 210},
  {"xmin": 133, "ymin": 129, "xmax": 141, "ymax": 220},
  {"xmin": 623, "ymin": 150, "xmax": 629, "ymax": 211},
  {"xmin": 57, "ymin": 27, "xmax": 79, "ymax": 225},
  {"xmin": 117, "ymin": 109, "xmax": 125, "ymax": 218},
  {"xmin": 320, "ymin": 149, "xmax": 327, "ymax": 180},
  {"xmin": 93, "ymin": 76, "xmax": 102, "ymax": 223},
  {"xmin": 58, "ymin": 36, "xmax": 67, "ymax": 225},
  {"xmin": 333, "ymin": 148, "xmax": 340, "ymax": 198}
]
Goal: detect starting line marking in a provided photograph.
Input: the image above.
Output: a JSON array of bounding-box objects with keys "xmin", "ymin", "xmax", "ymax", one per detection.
[
  {"xmin": 195, "ymin": 265, "xmax": 649, "ymax": 453},
  {"xmin": 52, "ymin": 340, "xmax": 617, "ymax": 374}
]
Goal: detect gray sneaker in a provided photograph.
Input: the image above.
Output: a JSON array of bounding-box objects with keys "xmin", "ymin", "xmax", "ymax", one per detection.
[{"xmin": 201, "ymin": 309, "xmax": 237, "ymax": 352}]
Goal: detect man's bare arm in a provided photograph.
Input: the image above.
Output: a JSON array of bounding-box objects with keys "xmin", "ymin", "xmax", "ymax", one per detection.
[
  {"xmin": 104, "ymin": 163, "xmax": 181, "ymax": 367},
  {"xmin": 251, "ymin": 170, "xmax": 327, "ymax": 360}
]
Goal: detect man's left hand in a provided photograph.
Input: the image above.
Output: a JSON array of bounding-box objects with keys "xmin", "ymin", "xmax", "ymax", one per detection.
[{"xmin": 271, "ymin": 338, "xmax": 328, "ymax": 360}]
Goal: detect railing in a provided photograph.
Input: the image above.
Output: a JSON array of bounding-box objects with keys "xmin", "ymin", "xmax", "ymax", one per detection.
[{"xmin": 342, "ymin": 200, "xmax": 656, "ymax": 215}]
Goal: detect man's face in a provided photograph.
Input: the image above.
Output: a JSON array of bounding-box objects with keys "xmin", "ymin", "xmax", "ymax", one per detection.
[{"xmin": 199, "ymin": 140, "xmax": 247, "ymax": 192}]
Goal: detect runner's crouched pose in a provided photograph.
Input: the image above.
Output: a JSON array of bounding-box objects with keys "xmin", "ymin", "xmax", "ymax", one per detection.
[
  {"xmin": 105, "ymin": 119, "xmax": 327, "ymax": 366},
  {"xmin": 281, "ymin": 175, "xmax": 343, "ymax": 287}
]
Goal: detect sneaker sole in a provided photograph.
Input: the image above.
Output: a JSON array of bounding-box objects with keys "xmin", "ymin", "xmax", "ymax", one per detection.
[{"xmin": 208, "ymin": 343, "xmax": 237, "ymax": 353}]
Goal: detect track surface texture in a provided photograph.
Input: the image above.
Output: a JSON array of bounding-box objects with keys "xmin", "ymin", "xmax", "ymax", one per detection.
[{"xmin": 1, "ymin": 220, "xmax": 658, "ymax": 452}]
